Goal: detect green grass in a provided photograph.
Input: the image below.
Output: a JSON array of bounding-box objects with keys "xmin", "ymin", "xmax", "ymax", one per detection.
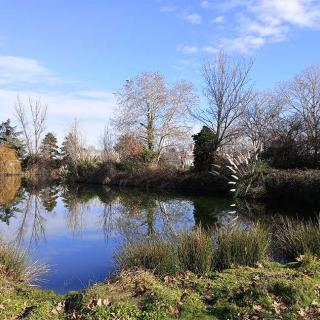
[
  {"xmin": 213, "ymin": 223, "xmax": 270, "ymax": 270},
  {"xmin": 117, "ymin": 224, "xmax": 270, "ymax": 277},
  {"xmin": 1, "ymin": 247, "xmax": 320, "ymax": 319},
  {"xmin": 273, "ymin": 217, "xmax": 320, "ymax": 260},
  {"xmin": 0, "ymin": 240, "xmax": 47, "ymax": 283}
]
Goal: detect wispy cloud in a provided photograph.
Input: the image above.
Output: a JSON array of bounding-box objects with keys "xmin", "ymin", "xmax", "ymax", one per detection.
[
  {"xmin": 203, "ymin": 0, "xmax": 320, "ymax": 53},
  {"xmin": 177, "ymin": 44, "xmax": 199, "ymax": 54},
  {"xmin": 169, "ymin": 0, "xmax": 320, "ymax": 55},
  {"xmin": 0, "ymin": 56, "xmax": 59, "ymax": 86},
  {"xmin": 182, "ymin": 13, "xmax": 202, "ymax": 25},
  {"xmin": 0, "ymin": 88, "xmax": 116, "ymax": 145},
  {"xmin": 159, "ymin": 5, "xmax": 176, "ymax": 13},
  {"xmin": 0, "ymin": 55, "xmax": 116, "ymax": 145},
  {"xmin": 212, "ymin": 16, "xmax": 225, "ymax": 24}
]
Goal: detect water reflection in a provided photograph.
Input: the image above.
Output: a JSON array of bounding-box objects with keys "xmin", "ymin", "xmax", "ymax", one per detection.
[{"xmin": 0, "ymin": 180, "xmax": 315, "ymax": 293}]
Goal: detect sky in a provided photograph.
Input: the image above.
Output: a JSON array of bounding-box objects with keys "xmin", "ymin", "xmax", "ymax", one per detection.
[{"xmin": 0, "ymin": 0, "xmax": 320, "ymax": 146}]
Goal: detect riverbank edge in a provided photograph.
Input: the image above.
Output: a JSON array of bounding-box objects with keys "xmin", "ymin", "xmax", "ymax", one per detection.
[
  {"xmin": 71, "ymin": 168, "xmax": 320, "ymax": 206},
  {"xmin": 1, "ymin": 256, "xmax": 320, "ymax": 319}
]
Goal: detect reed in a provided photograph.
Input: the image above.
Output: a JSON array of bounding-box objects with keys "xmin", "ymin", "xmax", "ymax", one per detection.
[
  {"xmin": 213, "ymin": 223, "xmax": 270, "ymax": 270},
  {"xmin": 0, "ymin": 239, "xmax": 47, "ymax": 284},
  {"xmin": 117, "ymin": 224, "xmax": 270, "ymax": 276},
  {"xmin": 272, "ymin": 216, "xmax": 320, "ymax": 260},
  {"xmin": 177, "ymin": 227, "xmax": 213, "ymax": 274}
]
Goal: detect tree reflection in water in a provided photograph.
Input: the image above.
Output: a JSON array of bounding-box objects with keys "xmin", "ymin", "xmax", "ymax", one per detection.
[{"xmin": 0, "ymin": 181, "xmax": 279, "ymax": 249}]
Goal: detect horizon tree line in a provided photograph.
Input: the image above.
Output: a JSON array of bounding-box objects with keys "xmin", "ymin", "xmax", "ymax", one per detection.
[{"xmin": 1, "ymin": 51, "xmax": 320, "ymax": 171}]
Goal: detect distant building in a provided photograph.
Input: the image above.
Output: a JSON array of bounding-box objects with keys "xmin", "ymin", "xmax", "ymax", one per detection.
[{"xmin": 163, "ymin": 145, "xmax": 193, "ymax": 169}]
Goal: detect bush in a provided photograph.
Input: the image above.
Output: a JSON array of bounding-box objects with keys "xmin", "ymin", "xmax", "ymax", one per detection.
[
  {"xmin": 265, "ymin": 169, "xmax": 320, "ymax": 205},
  {"xmin": 213, "ymin": 223, "xmax": 270, "ymax": 270},
  {"xmin": 272, "ymin": 217, "xmax": 320, "ymax": 260},
  {"xmin": 0, "ymin": 145, "xmax": 21, "ymax": 174}
]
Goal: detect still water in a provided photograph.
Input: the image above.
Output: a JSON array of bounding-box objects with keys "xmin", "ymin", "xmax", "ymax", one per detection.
[{"xmin": 0, "ymin": 176, "xmax": 317, "ymax": 294}]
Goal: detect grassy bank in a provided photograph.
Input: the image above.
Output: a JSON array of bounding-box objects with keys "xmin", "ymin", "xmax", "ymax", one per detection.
[
  {"xmin": 2, "ymin": 220, "xmax": 320, "ymax": 319},
  {"xmin": 2, "ymin": 256, "xmax": 320, "ymax": 319}
]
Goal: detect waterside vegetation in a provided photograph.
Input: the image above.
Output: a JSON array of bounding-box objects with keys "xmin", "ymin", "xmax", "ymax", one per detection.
[{"xmin": 2, "ymin": 219, "xmax": 320, "ymax": 319}]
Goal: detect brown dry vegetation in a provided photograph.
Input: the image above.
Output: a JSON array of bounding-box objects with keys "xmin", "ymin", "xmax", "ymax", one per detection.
[
  {"xmin": 0, "ymin": 175, "xmax": 21, "ymax": 205},
  {"xmin": 0, "ymin": 145, "xmax": 21, "ymax": 175}
]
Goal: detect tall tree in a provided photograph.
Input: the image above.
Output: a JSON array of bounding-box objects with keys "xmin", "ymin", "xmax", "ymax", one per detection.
[
  {"xmin": 192, "ymin": 126, "xmax": 217, "ymax": 172},
  {"xmin": 114, "ymin": 72, "xmax": 198, "ymax": 163},
  {"xmin": 282, "ymin": 65, "xmax": 320, "ymax": 165},
  {"xmin": 0, "ymin": 119, "xmax": 24, "ymax": 157},
  {"xmin": 14, "ymin": 97, "xmax": 47, "ymax": 157},
  {"xmin": 40, "ymin": 132, "xmax": 60, "ymax": 160},
  {"xmin": 61, "ymin": 120, "xmax": 85, "ymax": 174},
  {"xmin": 191, "ymin": 51, "xmax": 253, "ymax": 152}
]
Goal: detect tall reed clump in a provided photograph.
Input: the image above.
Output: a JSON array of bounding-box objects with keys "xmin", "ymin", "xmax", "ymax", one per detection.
[
  {"xmin": 272, "ymin": 217, "xmax": 320, "ymax": 260},
  {"xmin": 115, "ymin": 238, "xmax": 181, "ymax": 276},
  {"xmin": 213, "ymin": 223, "xmax": 270, "ymax": 270},
  {"xmin": 177, "ymin": 227, "xmax": 213, "ymax": 274},
  {"xmin": 0, "ymin": 240, "xmax": 47, "ymax": 284},
  {"xmin": 117, "ymin": 225, "xmax": 270, "ymax": 276}
]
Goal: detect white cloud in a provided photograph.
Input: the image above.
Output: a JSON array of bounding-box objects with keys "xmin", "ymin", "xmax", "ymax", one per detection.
[
  {"xmin": 160, "ymin": 5, "xmax": 176, "ymax": 12},
  {"xmin": 0, "ymin": 56, "xmax": 58, "ymax": 85},
  {"xmin": 207, "ymin": 0, "xmax": 320, "ymax": 53},
  {"xmin": 212, "ymin": 16, "xmax": 225, "ymax": 24},
  {"xmin": 0, "ymin": 88, "xmax": 116, "ymax": 146},
  {"xmin": 251, "ymin": 0, "xmax": 320, "ymax": 28},
  {"xmin": 177, "ymin": 44, "xmax": 199, "ymax": 54},
  {"xmin": 0, "ymin": 55, "xmax": 117, "ymax": 145},
  {"xmin": 183, "ymin": 13, "xmax": 202, "ymax": 25},
  {"xmin": 200, "ymin": 1, "xmax": 210, "ymax": 8},
  {"xmin": 201, "ymin": 46, "xmax": 219, "ymax": 54},
  {"xmin": 221, "ymin": 35, "xmax": 266, "ymax": 53}
]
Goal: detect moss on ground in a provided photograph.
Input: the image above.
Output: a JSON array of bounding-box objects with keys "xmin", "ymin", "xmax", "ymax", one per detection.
[{"xmin": 1, "ymin": 255, "xmax": 320, "ymax": 319}]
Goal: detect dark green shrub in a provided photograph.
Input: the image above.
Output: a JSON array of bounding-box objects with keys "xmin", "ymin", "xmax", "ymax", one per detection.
[
  {"xmin": 265, "ymin": 169, "xmax": 320, "ymax": 205},
  {"xmin": 192, "ymin": 126, "xmax": 217, "ymax": 172}
]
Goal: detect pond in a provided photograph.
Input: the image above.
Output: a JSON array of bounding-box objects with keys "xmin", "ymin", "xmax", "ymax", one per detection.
[{"xmin": 0, "ymin": 176, "xmax": 318, "ymax": 294}]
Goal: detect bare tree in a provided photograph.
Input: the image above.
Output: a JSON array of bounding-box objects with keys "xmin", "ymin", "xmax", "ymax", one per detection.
[
  {"xmin": 114, "ymin": 72, "xmax": 198, "ymax": 163},
  {"xmin": 61, "ymin": 119, "xmax": 86, "ymax": 174},
  {"xmin": 14, "ymin": 96, "xmax": 47, "ymax": 156},
  {"xmin": 282, "ymin": 65, "xmax": 320, "ymax": 164},
  {"xmin": 99, "ymin": 125, "xmax": 115, "ymax": 162},
  {"xmin": 191, "ymin": 52, "xmax": 253, "ymax": 152},
  {"xmin": 242, "ymin": 92, "xmax": 284, "ymax": 147}
]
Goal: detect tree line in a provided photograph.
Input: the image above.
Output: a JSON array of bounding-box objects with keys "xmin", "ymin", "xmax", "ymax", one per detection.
[{"xmin": 1, "ymin": 51, "xmax": 320, "ymax": 175}]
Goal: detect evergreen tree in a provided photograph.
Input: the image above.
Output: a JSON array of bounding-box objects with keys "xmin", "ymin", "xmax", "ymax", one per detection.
[
  {"xmin": 40, "ymin": 132, "xmax": 60, "ymax": 160},
  {"xmin": 192, "ymin": 126, "xmax": 217, "ymax": 172},
  {"xmin": 0, "ymin": 119, "xmax": 24, "ymax": 157}
]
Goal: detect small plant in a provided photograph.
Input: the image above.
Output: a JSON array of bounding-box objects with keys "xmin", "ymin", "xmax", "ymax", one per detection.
[
  {"xmin": 0, "ymin": 239, "xmax": 47, "ymax": 283},
  {"xmin": 225, "ymin": 141, "xmax": 266, "ymax": 198}
]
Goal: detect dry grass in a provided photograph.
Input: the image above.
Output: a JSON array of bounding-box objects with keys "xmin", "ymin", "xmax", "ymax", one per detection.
[
  {"xmin": 0, "ymin": 175, "xmax": 21, "ymax": 205},
  {"xmin": 0, "ymin": 145, "xmax": 21, "ymax": 175},
  {"xmin": 0, "ymin": 240, "xmax": 47, "ymax": 284}
]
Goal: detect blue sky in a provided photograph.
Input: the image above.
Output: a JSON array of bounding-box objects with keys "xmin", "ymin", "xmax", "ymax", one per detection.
[{"xmin": 0, "ymin": 0, "xmax": 320, "ymax": 145}]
